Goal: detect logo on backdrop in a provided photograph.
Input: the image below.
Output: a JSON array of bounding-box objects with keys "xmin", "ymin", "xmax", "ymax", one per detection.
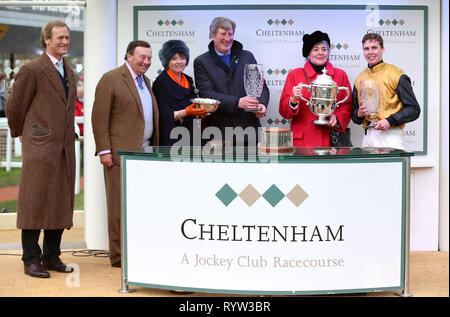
[
  {"xmin": 254, "ymin": 17, "xmax": 305, "ymax": 38},
  {"xmin": 366, "ymin": 17, "xmax": 417, "ymax": 40},
  {"xmin": 216, "ymin": 183, "xmax": 309, "ymax": 207},
  {"xmin": 145, "ymin": 18, "xmax": 196, "ymax": 38},
  {"xmin": 266, "ymin": 18, "xmax": 294, "ymax": 26},
  {"xmin": 328, "ymin": 42, "xmax": 362, "ymax": 70}
]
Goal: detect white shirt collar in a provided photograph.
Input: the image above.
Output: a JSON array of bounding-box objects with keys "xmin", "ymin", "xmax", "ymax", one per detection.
[
  {"xmin": 46, "ymin": 52, "xmax": 62, "ymax": 67},
  {"xmin": 126, "ymin": 62, "xmax": 140, "ymax": 80},
  {"xmin": 215, "ymin": 48, "xmax": 230, "ymax": 56}
]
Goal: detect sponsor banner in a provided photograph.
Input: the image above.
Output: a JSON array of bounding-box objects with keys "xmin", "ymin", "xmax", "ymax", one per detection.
[
  {"xmin": 131, "ymin": 5, "xmax": 427, "ymax": 154},
  {"xmin": 123, "ymin": 158, "xmax": 405, "ymax": 294}
]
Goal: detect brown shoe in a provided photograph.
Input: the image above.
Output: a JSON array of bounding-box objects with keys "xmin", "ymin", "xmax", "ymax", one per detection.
[
  {"xmin": 42, "ymin": 258, "xmax": 74, "ymax": 273},
  {"xmin": 169, "ymin": 290, "xmax": 194, "ymax": 295},
  {"xmin": 24, "ymin": 262, "xmax": 50, "ymax": 278}
]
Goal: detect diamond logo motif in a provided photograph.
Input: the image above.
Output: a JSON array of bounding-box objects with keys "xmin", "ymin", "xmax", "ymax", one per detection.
[
  {"xmin": 288, "ymin": 19, "xmax": 294, "ymax": 25},
  {"xmin": 286, "ymin": 185, "xmax": 309, "ymax": 207},
  {"xmin": 216, "ymin": 184, "xmax": 309, "ymax": 207},
  {"xmin": 216, "ymin": 184, "xmax": 238, "ymax": 206},
  {"xmin": 239, "ymin": 185, "xmax": 261, "ymax": 207},
  {"xmin": 267, "ymin": 19, "xmax": 274, "ymax": 25},
  {"xmin": 399, "ymin": 19, "xmax": 405, "ymax": 25},
  {"xmin": 263, "ymin": 185, "xmax": 285, "ymax": 207}
]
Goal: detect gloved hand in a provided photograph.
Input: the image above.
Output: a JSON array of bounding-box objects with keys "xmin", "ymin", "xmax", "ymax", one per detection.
[{"xmin": 185, "ymin": 103, "xmax": 208, "ymax": 117}]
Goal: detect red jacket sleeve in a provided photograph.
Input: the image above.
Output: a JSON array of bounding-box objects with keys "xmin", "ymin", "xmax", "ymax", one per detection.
[
  {"xmin": 279, "ymin": 69, "xmax": 305, "ymax": 119},
  {"xmin": 332, "ymin": 69, "xmax": 352, "ymax": 132}
]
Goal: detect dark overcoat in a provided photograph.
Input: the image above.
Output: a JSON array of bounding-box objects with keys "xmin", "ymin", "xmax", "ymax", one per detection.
[
  {"xmin": 5, "ymin": 53, "xmax": 77, "ymax": 229},
  {"xmin": 152, "ymin": 70, "xmax": 198, "ymax": 146},
  {"xmin": 193, "ymin": 40, "xmax": 270, "ymax": 136}
]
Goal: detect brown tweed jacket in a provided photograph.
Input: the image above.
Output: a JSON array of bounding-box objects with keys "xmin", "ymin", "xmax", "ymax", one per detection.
[
  {"xmin": 92, "ymin": 63, "xmax": 159, "ymax": 165},
  {"xmin": 5, "ymin": 53, "xmax": 77, "ymax": 229}
]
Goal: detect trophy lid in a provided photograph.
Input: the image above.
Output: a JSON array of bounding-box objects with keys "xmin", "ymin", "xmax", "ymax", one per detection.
[{"xmin": 312, "ymin": 68, "xmax": 337, "ymax": 87}]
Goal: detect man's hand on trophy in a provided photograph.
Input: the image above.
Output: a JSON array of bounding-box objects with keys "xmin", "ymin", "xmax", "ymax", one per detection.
[
  {"xmin": 358, "ymin": 102, "xmax": 369, "ymax": 117},
  {"xmin": 254, "ymin": 104, "xmax": 267, "ymax": 118},
  {"xmin": 373, "ymin": 118, "xmax": 390, "ymax": 130},
  {"xmin": 239, "ymin": 96, "xmax": 260, "ymax": 111}
]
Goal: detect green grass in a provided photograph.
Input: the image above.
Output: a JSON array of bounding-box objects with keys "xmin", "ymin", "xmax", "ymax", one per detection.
[
  {"xmin": 0, "ymin": 189, "xmax": 84, "ymax": 213},
  {"xmin": 74, "ymin": 189, "xmax": 84, "ymax": 210},
  {"xmin": 0, "ymin": 167, "xmax": 22, "ymax": 187},
  {"xmin": 0, "ymin": 200, "xmax": 18, "ymax": 213}
]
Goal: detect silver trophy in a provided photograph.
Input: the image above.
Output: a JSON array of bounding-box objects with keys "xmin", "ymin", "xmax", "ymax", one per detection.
[
  {"xmin": 298, "ymin": 69, "xmax": 350, "ymax": 125},
  {"xmin": 359, "ymin": 79, "xmax": 380, "ymax": 128},
  {"xmin": 244, "ymin": 64, "xmax": 264, "ymax": 112}
]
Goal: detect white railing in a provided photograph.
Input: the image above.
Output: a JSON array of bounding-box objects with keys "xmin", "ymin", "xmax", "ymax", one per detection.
[{"xmin": 0, "ymin": 117, "xmax": 84, "ymax": 195}]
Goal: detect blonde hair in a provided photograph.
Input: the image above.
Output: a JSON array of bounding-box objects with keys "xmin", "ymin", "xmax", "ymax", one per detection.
[{"xmin": 40, "ymin": 20, "xmax": 69, "ymax": 48}]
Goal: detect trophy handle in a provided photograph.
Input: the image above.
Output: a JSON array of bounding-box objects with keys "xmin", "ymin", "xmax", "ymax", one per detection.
[
  {"xmin": 297, "ymin": 83, "xmax": 311, "ymax": 104},
  {"xmin": 336, "ymin": 86, "xmax": 350, "ymax": 107}
]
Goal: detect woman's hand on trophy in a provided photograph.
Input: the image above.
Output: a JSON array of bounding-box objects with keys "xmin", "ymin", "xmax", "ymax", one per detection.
[
  {"xmin": 239, "ymin": 96, "xmax": 260, "ymax": 111},
  {"xmin": 185, "ymin": 103, "xmax": 208, "ymax": 117},
  {"xmin": 328, "ymin": 114, "xmax": 337, "ymax": 127},
  {"xmin": 292, "ymin": 84, "xmax": 303, "ymax": 102}
]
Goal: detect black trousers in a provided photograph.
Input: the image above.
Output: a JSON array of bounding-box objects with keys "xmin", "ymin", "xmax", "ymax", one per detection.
[{"xmin": 21, "ymin": 229, "xmax": 63, "ymax": 266}]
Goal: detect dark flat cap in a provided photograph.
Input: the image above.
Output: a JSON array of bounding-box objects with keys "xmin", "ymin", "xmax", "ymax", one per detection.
[
  {"xmin": 159, "ymin": 40, "xmax": 190, "ymax": 68},
  {"xmin": 302, "ymin": 31, "xmax": 331, "ymax": 58}
]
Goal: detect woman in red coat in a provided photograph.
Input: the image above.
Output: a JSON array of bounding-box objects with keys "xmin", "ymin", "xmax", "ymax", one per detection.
[{"xmin": 279, "ymin": 31, "xmax": 352, "ymax": 147}]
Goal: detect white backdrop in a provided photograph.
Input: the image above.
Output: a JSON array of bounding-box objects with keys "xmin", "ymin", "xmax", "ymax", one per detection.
[
  {"xmin": 122, "ymin": 3, "xmax": 427, "ymax": 153},
  {"xmin": 124, "ymin": 158, "xmax": 405, "ymax": 294},
  {"xmin": 115, "ymin": 0, "xmax": 443, "ymax": 252}
]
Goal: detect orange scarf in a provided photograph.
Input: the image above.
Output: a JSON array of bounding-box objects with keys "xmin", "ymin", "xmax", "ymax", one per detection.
[{"xmin": 167, "ymin": 69, "xmax": 190, "ymax": 89}]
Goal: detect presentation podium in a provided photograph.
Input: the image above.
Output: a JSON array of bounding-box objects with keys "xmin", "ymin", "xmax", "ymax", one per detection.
[{"xmin": 117, "ymin": 146, "xmax": 413, "ymax": 296}]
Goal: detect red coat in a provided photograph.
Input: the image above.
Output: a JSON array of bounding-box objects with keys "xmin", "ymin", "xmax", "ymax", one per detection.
[
  {"xmin": 75, "ymin": 99, "xmax": 84, "ymax": 136},
  {"xmin": 279, "ymin": 61, "xmax": 352, "ymax": 147}
]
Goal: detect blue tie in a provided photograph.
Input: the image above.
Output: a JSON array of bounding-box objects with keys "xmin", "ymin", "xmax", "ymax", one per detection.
[
  {"xmin": 57, "ymin": 60, "xmax": 64, "ymax": 77},
  {"xmin": 137, "ymin": 76, "xmax": 144, "ymax": 89}
]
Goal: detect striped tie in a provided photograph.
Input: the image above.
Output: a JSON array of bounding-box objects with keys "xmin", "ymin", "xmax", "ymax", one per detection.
[{"xmin": 136, "ymin": 76, "xmax": 144, "ymax": 89}]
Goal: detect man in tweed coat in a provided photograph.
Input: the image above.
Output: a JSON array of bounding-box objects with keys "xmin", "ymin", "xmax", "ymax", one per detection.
[
  {"xmin": 92, "ymin": 40, "xmax": 159, "ymax": 267},
  {"xmin": 5, "ymin": 21, "xmax": 77, "ymax": 278}
]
